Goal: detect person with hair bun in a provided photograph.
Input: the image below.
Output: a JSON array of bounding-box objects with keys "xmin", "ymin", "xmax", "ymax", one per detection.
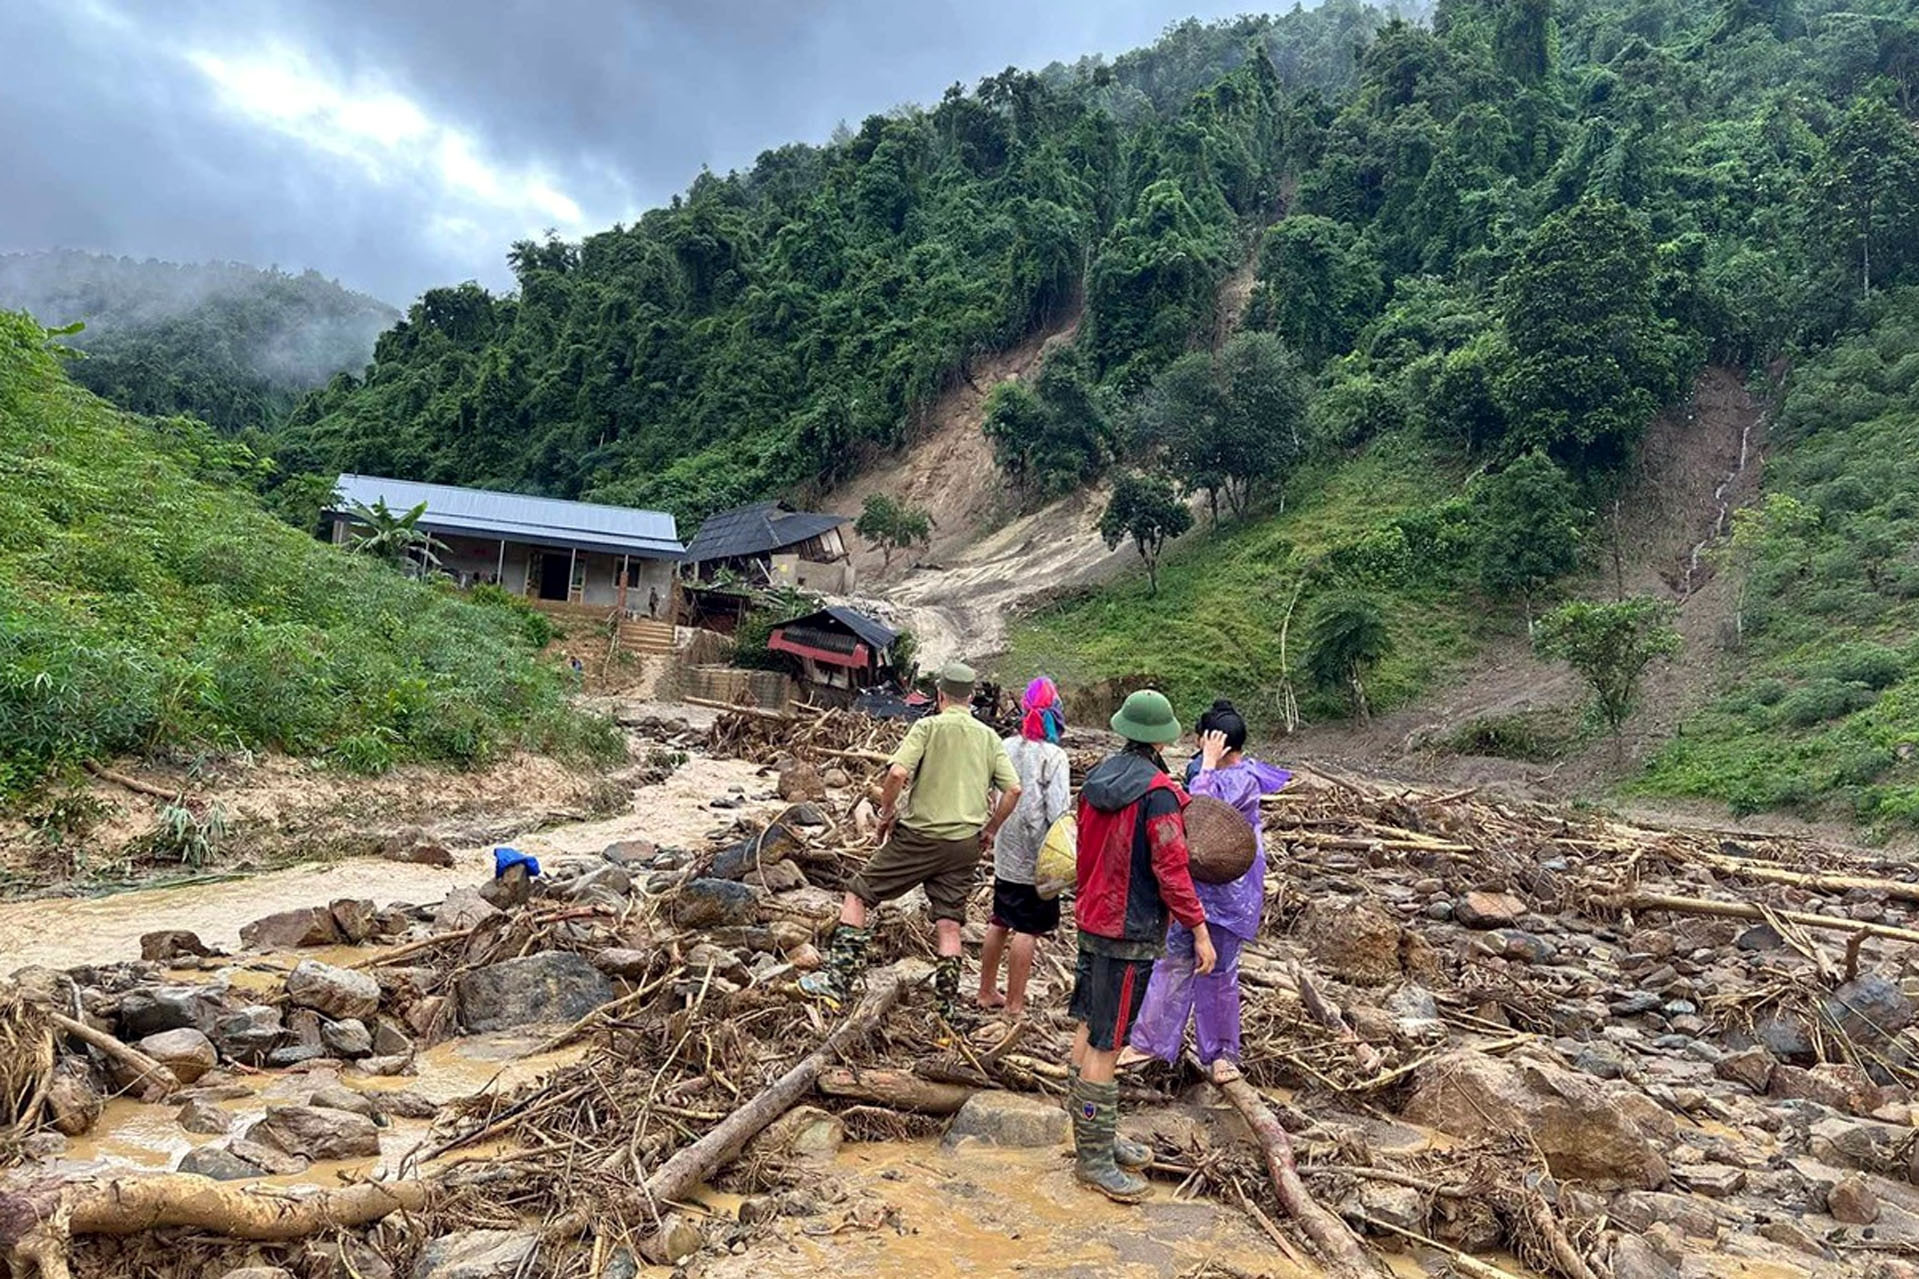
[{"xmin": 1118, "ymin": 698, "xmax": 1290, "ymax": 1082}]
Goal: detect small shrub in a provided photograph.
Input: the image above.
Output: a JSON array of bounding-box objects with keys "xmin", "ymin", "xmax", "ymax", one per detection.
[
  {"xmin": 1776, "ymin": 678, "xmax": 1876, "ymax": 727},
  {"xmin": 1818, "ymin": 643, "xmax": 1905, "ymax": 690},
  {"xmin": 1831, "ymin": 744, "xmax": 1897, "ymax": 787},
  {"xmin": 1446, "ymin": 708, "xmax": 1581, "ymax": 761}
]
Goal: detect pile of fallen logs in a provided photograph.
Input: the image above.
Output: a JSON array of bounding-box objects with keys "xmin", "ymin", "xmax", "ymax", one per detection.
[{"xmin": 14, "ymin": 714, "xmax": 1919, "ymax": 1278}]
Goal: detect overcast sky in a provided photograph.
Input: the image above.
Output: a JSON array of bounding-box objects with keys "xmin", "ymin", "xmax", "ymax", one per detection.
[{"xmin": 0, "ymin": 0, "xmax": 1262, "ymax": 306}]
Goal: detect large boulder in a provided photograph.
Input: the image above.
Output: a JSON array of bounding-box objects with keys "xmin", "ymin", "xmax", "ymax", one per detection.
[
  {"xmin": 285, "ymin": 961, "xmax": 381, "ymax": 1021},
  {"xmin": 1827, "ymin": 974, "xmax": 1914, "ymax": 1040},
  {"xmin": 244, "ymin": 1105, "xmax": 380, "ymax": 1161},
  {"xmin": 212, "ymin": 1005, "xmax": 283, "ymax": 1065},
  {"xmin": 455, "ymin": 952, "xmax": 615, "ymax": 1033},
  {"xmin": 1300, "ymin": 900, "xmax": 1402, "ymax": 985},
  {"xmin": 117, "ymin": 985, "xmax": 225, "ymax": 1039},
  {"xmin": 136, "ymin": 1027, "xmax": 218, "ymax": 1085},
  {"xmin": 179, "ymin": 1145, "xmax": 265, "ymax": 1181},
  {"xmin": 140, "ymin": 930, "xmax": 216, "ymax": 963},
  {"xmin": 239, "ymin": 907, "xmax": 342, "ymax": 951},
  {"xmin": 1453, "ymin": 891, "xmax": 1527, "ymax": 929},
  {"xmin": 941, "ymin": 1091, "xmax": 1070, "ymax": 1149},
  {"xmin": 434, "ymin": 887, "xmax": 503, "ymax": 931},
  {"xmin": 330, "ymin": 899, "xmax": 378, "ymax": 944},
  {"xmin": 710, "ymin": 825, "xmax": 802, "ymax": 881},
  {"xmin": 411, "ymin": 1229, "xmax": 539, "ymax": 1279},
  {"xmin": 46, "ymin": 1063, "xmax": 102, "ymax": 1136},
  {"xmin": 320, "ymin": 1018, "xmax": 374, "ymax": 1059},
  {"xmin": 1402, "ymin": 1050, "xmax": 1670, "ymax": 1189},
  {"xmin": 667, "ymin": 878, "xmax": 761, "ymax": 929}
]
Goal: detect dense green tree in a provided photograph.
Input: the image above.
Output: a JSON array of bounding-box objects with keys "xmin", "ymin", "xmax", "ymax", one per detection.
[
  {"xmin": 1245, "ymin": 217, "xmax": 1384, "ymax": 366},
  {"xmin": 855, "ymin": 494, "xmax": 934, "ymax": 572},
  {"xmin": 1303, "ymin": 593, "xmax": 1395, "ymax": 720},
  {"xmin": 1810, "ymin": 95, "xmax": 1919, "ymax": 299},
  {"xmin": 1474, "ymin": 451, "xmax": 1584, "ymax": 626},
  {"xmin": 1533, "ymin": 596, "xmax": 1682, "ymax": 743},
  {"xmin": 1099, "ymin": 471, "xmax": 1193, "ymax": 595}
]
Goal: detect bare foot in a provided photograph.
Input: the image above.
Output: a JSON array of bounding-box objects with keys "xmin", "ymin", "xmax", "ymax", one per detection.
[
  {"xmin": 1115, "ymin": 1046, "xmax": 1156, "ymax": 1071},
  {"xmin": 976, "ymin": 990, "xmax": 1007, "ymax": 1010},
  {"xmin": 1004, "ymin": 1002, "xmax": 1025, "ymax": 1021},
  {"xmin": 1210, "ymin": 1059, "xmax": 1242, "ymax": 1084}
]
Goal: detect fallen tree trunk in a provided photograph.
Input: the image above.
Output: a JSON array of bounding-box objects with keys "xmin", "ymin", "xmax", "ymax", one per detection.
[
  {"xmin": 50, "ymin": 1015, "xmax": 176, "ymax": 1100},
  {"xmin": 1209, "ymin": 1068, "xmax": 1381, "ymax": 1279},
  {"xmin": 1608, "ymin": 891, "xmax": 1919, "ymax": 946},
  {"xmin": 638, "ymin": 966, "xmax": 904, "ymax": 1213},
  {"xmin": 81, "ymin": 760, "xmax": 178, "ymax": 801},
  {"xmin": 2, "ymin": 1177, "xmax": 434, "ymax": 1279},
  {"xmin": 1676, "ymin": 849, "xmax": 1919, "ymax": 906},
  {"xmin": 817, "ymin": 1066, "xmax": 974, "ymax": 1115}
]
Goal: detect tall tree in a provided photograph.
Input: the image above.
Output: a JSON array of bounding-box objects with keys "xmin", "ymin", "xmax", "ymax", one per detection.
[
  {"xmin": 1533, "ymin": 597, "xmax": 1681, "ymax": 750},
  {"xmin": 1811, "ymin": 96, "xmax": 1919, "ymax": 299},
  {"xmin": 1474, "ymin": 451, "xmax": 1584, "ymax": 628},
  {"xmin": 1099, "ymin": 471, "xmax": 1193, "ymax": 595},
  {"xmin": 1246, "ymin": 216, "xmax": 1383, "ymax": 366}
]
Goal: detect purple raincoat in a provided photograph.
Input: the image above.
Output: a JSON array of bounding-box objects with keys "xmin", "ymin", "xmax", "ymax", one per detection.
[{"xmin": 1183, "ymin": 756, "xmax": 1291, "ymax": 941}]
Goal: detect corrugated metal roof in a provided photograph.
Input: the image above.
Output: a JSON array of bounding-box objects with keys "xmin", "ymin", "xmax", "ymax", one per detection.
[
  {"xmin": 328, "ymin": 474, "xmax": 683, "ymax": 559},
  {"xmin": 774, "ymin": 606, "xmax": 899, "ymax": 653},
  {"xmin": 682, "ymin": 500, "xmax": 849, "ymax": 563}
]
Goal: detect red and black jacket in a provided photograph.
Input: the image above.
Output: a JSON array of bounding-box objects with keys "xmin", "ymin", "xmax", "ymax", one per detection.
[{"xmin": 1074, "ymin": 751, "xmax": 1206, "ymax": 946}]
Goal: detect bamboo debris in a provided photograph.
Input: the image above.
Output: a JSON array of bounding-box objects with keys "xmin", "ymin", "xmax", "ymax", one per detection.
[{"xmin": 1607, "ymin": 891, "xmax": 1919, "ymax": 945}]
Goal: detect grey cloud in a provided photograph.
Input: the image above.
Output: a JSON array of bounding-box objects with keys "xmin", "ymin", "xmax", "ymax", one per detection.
[{"xmin": 0, "ymin": 0, "xmax": 1257, "ymax": 305}]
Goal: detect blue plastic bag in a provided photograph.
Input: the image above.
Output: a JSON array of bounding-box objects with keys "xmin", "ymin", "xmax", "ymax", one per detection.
[{"xmin": 493, "ymin": 846, "xmax": 541, "ymax": 879}]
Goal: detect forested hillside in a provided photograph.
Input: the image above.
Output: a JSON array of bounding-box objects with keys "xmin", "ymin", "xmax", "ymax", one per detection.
[
  {"xmin": 0, "ymin": 312, "xmax": 617, "ymax": 806},
  {"xmin": 274, "ymin": 4, "xmax": 1391, "ymax": 518},
  {"xmin": 0, "ymin": 250, "xmax": 396, "ymax": 435}
]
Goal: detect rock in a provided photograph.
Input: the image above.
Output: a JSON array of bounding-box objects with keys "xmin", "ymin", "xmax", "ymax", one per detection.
[
  {"xmin": 1402, "ymin": 1050, "xmax": 1669, "ymax": 1189},
  {"xmin": 377, "ymin": 1090, "xmax": 440, "ymax": 1120},
  {"xmin": 748, "ymin": 1104, "xmax": 845, "ymax": 1163},
  {"xmin": 1574, "ymin": 1043, "xmax": 1631, "ymax": 1081},
  {"xmin": 591, "ymin": 948, "xmax": 656, "ymax": 980},
  {"xmin": 747, "ymin": 859, "xmax": 809, "ymax": 892},
  {"xmin": 456, "ymin": 952, "xmax": 616, "ymax": 1032},
  {"xmin": 136, "ymin": 1027, "xmax": 218, "ymax": 1085},
  {"xmin": 1828, "ymin": 974, "xmax": 1914, "ymax": 1039},
  {"xmin": 562, "ymin": 864, "xmax": 632, "ymax": 904},
  {"xmin": 286, "ymin": 961, "xmax": 381, "ymax": 1021},
  {"xmin": 227, "ymin": 1137, "xmax": 310, "ymax": 1175},
  {"xmin": 1735, "ymin": 922, "xmax": 1785, "ymax": 952},
  {"xmin": 307, "ymin": 1084, "xmax": 379, "ymax": 1119},
  {"xmin": 1610, "ymin": 1191, "xmax": 1733, "ymax": 1240},
  {"xmin": 1490, "ymin": 929, "xmax": 1557, "ymax": 963},
  {"xmin": 1671, "ymin": 1163, "xmax": 1746, "ymax": 1197},
  {"xmin": 1299, "ymin": 899, "xmax": 1402, "ymax": 986},
  {"xmin": 240, "ymin": 907, "xmax": 343, "ymax": 950},
  {"xmin": 822, "ymin": 766, "xmax": 852, "ymax": 788},
  {"xmin": 788, "ymin": 802, "xmax": 829, "ymax": 828},
  {"xmin": 178, "ymin": 1145, "xmax": 264, "ymax": 1181},
  {"xmin": 943, "ymin": 1090, "xmax": 1072, "ymax": 1149},
  {"xmin": 178, "ymin": 1097, "xmax": 233, "ymax": 1135},
  {"xmin": 1454, "ymin": 891, "xmax": 1527, "ymax": 929},
  {"xmin": 46, "ymin": 1064, "xmax": 102, "ymax": 1136},
  {"xmin": 244, "ymin": 1105, "xmax": 381, "ymax": 1160},
  {"xmin": 320, "ymin": 1018, "xmax": 374, "ymax": 1059},
  {"xmin": 140, "ymin": 930, "xmax": 215, "ymax": 963},
  {"xmin": 1610, "ymin": 1235, "xmax": 1678, "ymax": 1279},
  {"xmin": 330, "ymin": 899, "xmax": 378, "ymax": 944},
  {"xmin": 219, "ymin": 1269, "xmax": 295, "ymax": 1279},
  {"xmin": 372, "ymin": 1017, "xmax": 412, "ymax": 1057},
  {"xmin": 213, "ymin": 1005, "xmax": 284, "ymax": 1065},
  {"xmin": 118, "ymin": 985, "xmax": 224, "ymax": 1039},
  {"xmin": 1758, "ymin": 1218, "xmax": 1832, "ymax": 1259},
  {"xmin": 1771, "ymin": 1063, "xmax": 1884, "ymax": 1116},
  {"xmin": 1356, "ymin": 1183, "xmax": 1425, "ymax": 1233},
  {"xmin": 381, "ymin": 827, "xmax": 455, "ymax": 867},
  {"xmin": 778, "ymin": 762, "xmax": 827, "ymax": 802},
  {"xmin": 410, "ymin": 1229, "xmax": 539, "ymax": 1278},
  {"xmin": 1629, "ymin": 929, "xmax": 1676, "ymax": 960},
  {"xmin": 1831, "ymin": 1172, "xmax": 1881, "ymax": 1225},
  {"xmin": 1431, "ymin": 1196, "xmax": 1502, "ymax": 1252},
  {"xmin": 352, "ymin": 1053, "xmax": 411, "ymax": 1077},
  {"xmin": 370, "ymin": 907, "xmax": 414, "ymax": 938},
  {"xmin": 601, "ymin": 838, "xmax": 657, "ymax": 866},
  {"xmin": 709, "ymin": 825, "xmax": 802, "ymax": 881},
  {"xmin": 1715, "ymin": 1046, "xmax": 1776, "ymax": 1093},
  {"xmin": 1610, "ymin": 992, "xmax": 1663, "ymax": 1017},
  {"xmin": 308, "ymin": 1240, "xmax": 396, "ymax": 1279},
  {"xmin": 405, "ymin": 995, "xmax": 451, "ymax": 1041},
  {"xmin": 434, "ymin": 888, "xmax": 503, "ymax": 931},
  {"xmin": 1809, "ymin": 1115, "xmax": 1911, "ymax": 1170},
  {"xmin": 1755, "ymin": 1014, "xmax": 1815, "ymax": 1063},
  {"xmin": 478, "ymin": 863, "xmax": 533, "ymax": 910},
  {"xmin": 668, "ymin": 878, "xmax": 761, "ymax": 929}
]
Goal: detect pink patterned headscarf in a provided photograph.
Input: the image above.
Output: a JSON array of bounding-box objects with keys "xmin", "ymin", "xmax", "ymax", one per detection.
[{"xmin": 1021, "ymin": 677, "xmax": 1063, "ymax": 743}]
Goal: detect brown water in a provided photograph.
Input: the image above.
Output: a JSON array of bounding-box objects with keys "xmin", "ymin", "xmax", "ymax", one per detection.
[{"xmin": 1, "ymin": 753, "xmax": 784, "ymax": 973}]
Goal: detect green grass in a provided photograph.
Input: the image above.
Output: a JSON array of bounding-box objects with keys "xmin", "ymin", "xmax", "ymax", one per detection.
[
  {"xmin": 1634, "ymin": 290, "xmax": 1919, "ymax": 830},
  {"xmin": 0, "ymin": 311, "xmax": 623, "ymax": 807},
  {"xmin": 1000, "ymin": 432, "xmax": 1490, "ymax": 729}
]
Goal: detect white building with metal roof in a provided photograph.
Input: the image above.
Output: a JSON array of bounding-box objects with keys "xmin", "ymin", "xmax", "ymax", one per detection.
[{"xmin": 326, "ymin": 474, "xmax": 684, "ymax": 616}]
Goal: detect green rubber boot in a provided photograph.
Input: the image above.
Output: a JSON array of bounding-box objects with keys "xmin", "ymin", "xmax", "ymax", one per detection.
[
  {"xmin": 1067, "ymin": 1064, "xmax": 1151, "ymax": 1170},
  {"xmin": 1071, "ymin": 1079, "xmax": 1149, "ymax": 1203},
  {"xmin": 798, "ymin": 924, "xmax": 871, "ymax": 1007},
  {"xmin": 933, "ymin": 954, "xmax": 968, "ymax": 1024}
]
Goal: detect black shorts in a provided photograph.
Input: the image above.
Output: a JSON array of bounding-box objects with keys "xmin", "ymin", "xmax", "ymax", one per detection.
[
  {"xmin": 1069, "ymin": 943, "xmax": 1154, "ymax": 1052},
  {"xmin": 990, "ymin": 877, "xmax": 1061, "ymax": 936}
]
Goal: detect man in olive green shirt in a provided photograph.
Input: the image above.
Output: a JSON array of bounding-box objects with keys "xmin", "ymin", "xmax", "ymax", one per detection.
[{"xmin": 800, "ymin": 661, "xmax": 1022, "ymax": 1019}]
